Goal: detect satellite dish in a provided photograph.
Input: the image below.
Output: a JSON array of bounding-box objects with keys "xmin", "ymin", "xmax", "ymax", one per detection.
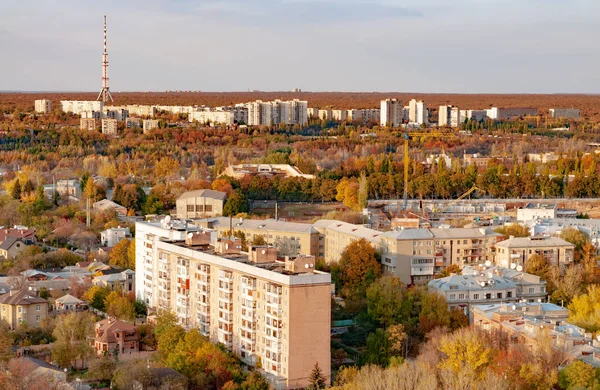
[
  {"xmin": 187, "ymin": 232, "xmax": 194, "ymax": 239},
  {"xmin": 510, "ymin": 263, "xmax": 517, "ymax": 269},
  {"xmin": 516, "ymin": 265, "xmax": 523, "ymax": 272},
  {"xmin": 261, "ymin": 250, "xmax": 266, "ymax": 255},
  {"xmin": 164, "ymin": 215, "xmax": 171, "ymax": 224},
  {"xmin": 512, "ymin": 305, "xmax": 516, "ymax": 310},
  {"xmin": 485, "ymin": 260, "xmax": 492, "ymax": 267},
  {"xmin": 305, "ymin": 264, "xmax": 309, "ymax": 269},
  {"xmin": 486, "ymin": 272, "xmax": 493, "ymax": 279},
  {"xmin": 225, "ymin": 243, "xmax": 229, "ymax": 250},
  {"xmin": 480, "ymin": 281, "xmax": 486, "ymax": 287}
]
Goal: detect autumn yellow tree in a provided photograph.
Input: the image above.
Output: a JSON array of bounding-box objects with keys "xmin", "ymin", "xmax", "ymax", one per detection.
[
  {"xmin": 109, "ymin": 238, "xmax": 134, "ymax": 270},
  {"xmin": 104, "ymin": 291, "xmax": 135, "ymax": 321},
  {"xmin": 338, "ymin": 238, "xmax": 381, "ymax": 297},
  {"xmin": 438, "ymin": 327, "xmax": 494, "ymax": 381},
  {"xmin": 568, "ymin": 284, "xmax": 600, "ymax": 332},
  {"xmin": 211, "ymin": 178, "xmax": 234, "ymax": 196},
  {"xmin": 335, "ymin": 177, "xmax": 360, "ymax": 211}
]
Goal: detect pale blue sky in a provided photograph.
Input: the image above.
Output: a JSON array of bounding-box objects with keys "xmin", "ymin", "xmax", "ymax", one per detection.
[{"xmin": 1, "ymin": 0, "xmax": 599, "ymax": 93}]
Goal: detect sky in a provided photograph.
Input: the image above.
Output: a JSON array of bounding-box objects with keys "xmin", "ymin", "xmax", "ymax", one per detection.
[{"xmin": 1, "ymin": 0, "xmax": 599, "ymax": 93}]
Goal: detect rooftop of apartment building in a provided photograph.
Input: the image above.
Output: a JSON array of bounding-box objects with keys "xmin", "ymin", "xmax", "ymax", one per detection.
[
  {"xmin": 462, "ymin": 265, "xmax": 545, "ymax": 286},
  {"xmin": 201, "ymin": 216, "xmax": 318, "ymax": 235},
  {"xmin": 472, "ymin": 302, "xmax": 568, "ymax": 322},
  {"xmin": 381, "ymin": 227, "xmax": 500, "ymax": 240},
  {"xmin": 164, "ymin": 236, "xmax": 323, "ymax": 278},
  {"xmin": 313, "ymin": 219, "xmax": 382, "ymax": 243},
  {"xmin": 428, "ymin": 273, "xmax": 517, "ymax": 292},
  {"xmin": 495, "ymin": 235, "xmax": 574, "ymax": 248}
]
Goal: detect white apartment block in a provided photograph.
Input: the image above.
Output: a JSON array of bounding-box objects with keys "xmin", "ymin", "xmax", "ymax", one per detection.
[
  {"xmin": 439, "ymin": 105, "xmax": 461, "ymax": 127},
  {"xmin": 247, "ymin": 101, "xmax": 273, "ymax": 127},
  {"xmin": 101, "ymin": 119, "xmax": 118, "ymax": 136},
  {"xmin": 126, "ymin": 117, "xmax": 141, "ymax": 128},
  {"xmin": 549, "ymin": 108, "xmax": 580, "ymax": 120},
  {"xmin": 381, "ymin": 99, "xmax": 403, "ymax": 127},
  {"xmin": 143, "ymin": 119, "xmax": 159, "ymax": 134},
  {"xmin": 307, "ymin": 108, "xmax": 319, "ymax": 119},
  {"xmin": 135, "ymin": 219, "xmax": 331, "ymax": 389},
  {"xmin": 125, "ymin": 105, "xmax": 157, "ymax": 117},
  {"xmin": 100, "ymin": 227, "xmax": 132, "ymax": 248},
  {"xmin": 486, "ymin": 107, "xmax": 537, "ymax": 120},
  {"xmin": 34, "ymin": 99, "xmax": 53, "ymax": 113},
  {"xmin": 61, "ymin": 100, "xmax": 104, "ymax": 115},
  {"xmin": 318, "ymin": 109, "xmax": 332, "ymax": 121},
  {"xmin": 408, "ymin": 99, "xmax": 428, "ymax": 125},
  {"xmin": 460, "ymin": 109, "xmax": 487, "ymax": 122},
  {"xmin": 189, "ymin": 110, "xmax": 235, "ymax": 126},
  {"xmin": 272, "ymin": 100, "xmax": 291, "ymax": 125},
  {"xmin": 331, "ymin": 109, "xmax": 347, "ymax": 121},
  {"xmin": 155, "ymin": 105, "xmax": 199, "ymax": 115},
  {"xmin": 289, "ymin": 99, "xmax": 308, "ymax": 126},
  {"xmin": 495, "ymin": 236, "xmax": 574, "ymax": 269},
  {"xmin": 347, "ymin": 108, "xmax": 380, "ymax": 123},
  {"xmin": 216, "ymin": 105, "xmax": 249, "ymax": 124}
]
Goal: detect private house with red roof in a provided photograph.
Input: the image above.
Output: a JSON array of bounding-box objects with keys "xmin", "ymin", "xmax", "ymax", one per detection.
[{"xmin": 92, "ymin": 318, "xmax": 140, "ymax": 356}]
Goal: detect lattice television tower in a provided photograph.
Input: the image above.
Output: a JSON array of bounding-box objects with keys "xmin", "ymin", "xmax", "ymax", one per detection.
[{"xmin": 97, "ymin": 15, "xmax": 114, "ymax": 102}]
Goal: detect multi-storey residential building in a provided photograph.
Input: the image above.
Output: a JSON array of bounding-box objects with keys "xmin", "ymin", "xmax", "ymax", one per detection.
[
  {"xmin": 408, "ymin": 99, "xmax": 428, "ymax": 125},
  {"xmin": 135, "ymin": 220, "xmax": 331, "ymax": 389},
  {"xmin": 318, "ymin": 109, "xmax": 332, "ymax": 121},
  {"xmin": 101, "ymin": 119, "xmax": 118, "ymax": 135},
  {"xmin": 495, "ymin": 236, "xmax": 574, "ymax": 268},
  {"xmin": 80, "ymin": 118, "xmax": 97, "ymax": 131},
  {"xmin": 188, "ymin": 110, "xmax": 234, "ymax": 126},
  {"xmin": 198, "ymin": 217, "xmax": 319, "ymax": 258},
  {"xmin": 379, "ymin": 227, "xmax": 500, "ymax": 285},
  {"xmin": 331, "ymin": 109, "xmax": 347, "ymax": 121},
  {"xmin": 313, "ymin": 220, "xmax": 382, "ymax": 262},
  {"xmin": 486, "ymin": 107, "xmax": 537, "ymax": 120},
  {"xmin": 307, "ymin": 108, "xmax": 319, "ymax": 119},
  {"xmin": 125, "ymin": 104, "xmax": 157, "ymax": 117},
  {"xmin": 381, "ymin": 99, "xmax": 403, "ymax": 127},
  {"xmin": 0, "ymin": 289, "xmax": 48, "ymax": 329},
  {"xmin": 463, "ymin": 153, "xmax": 521, "ymax": 170},
  {"xmin": 462, "ymin": 265, "xmax": 547, "ymax": 302},
  {"xmin": 143, "ymin": 119, "xmax": 160, "ymax": 133},
  {"xmin": 60, "ymin": 100, "xmax": 103, "ymax": 115},
  {"xmin": 438, "ymin": 105, "xmax": 461, "ymax": 127},
  {"xmin": 271, "ymin": 100, "xmax": 291, "ymax": 125},
  {"xmin": 216, "ymin": 105, "xmax": 249, "ymax": 124},
  {"xmin": 516, "ymin": 203, "xmax": 577, "ymax": 222},
  {"xmin": 175, "ymin": 190, "xmax": 227, "ymax": 219},
  {"xmin": 247, "ymin": 101, "xmax": 273, "ymax": 127},
  {"xmin": 549, "ymin": 108, "xmax": 580, "ymax": 120},
  {"xmin": 34, "ymin": 99, "xmax": 53, "ymax": 113},
  {"xmin": 460, "ymin": 109, "xmax": 487, "ymax": 122},
  {"xmin": 288, "ymin": 99, "xmax": 308, "ymax": 126}
]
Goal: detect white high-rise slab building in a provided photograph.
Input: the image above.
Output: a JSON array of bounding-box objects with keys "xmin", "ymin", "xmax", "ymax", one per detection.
[
  {"xmin": 408, "ymin": 99, "xmax": 428, "ymax": 126},
  {"xmin": 34, "ymin": 99, "xmax": 53, "ymax": 113},
  {"xmin": 61, "ymin": 100, "xmax": 104, "ymax": 115},
  {"xmin": 380, "ymin": 99, "xmax": 403, "ymax": 127}
]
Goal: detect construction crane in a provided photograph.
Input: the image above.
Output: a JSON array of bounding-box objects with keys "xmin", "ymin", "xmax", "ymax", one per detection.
[
  {"xmin": 402, "ymin": 131, "xmax": 457, "ymax": 209},
  {"xmin": 432, "ymin": 185, "xmax": 483, "ymax": 217}
]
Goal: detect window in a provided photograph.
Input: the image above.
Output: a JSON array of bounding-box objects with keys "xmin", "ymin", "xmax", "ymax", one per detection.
[
  {"xmin": 36, "ymin": 305, "xmax": 40, "ymax": 311},
  {"xmin": 463, "ymin": 240, "xmax": 467, "ymax": 245},
  {"xmin": 18, "ymin": 307, "xmax": 21, "ymax": 313},
  {"xmin": 36, "ymin": 316, "xmax": 40, "ymax": 322},
  {"xmin": 473, "ymin": 294, "xmax": 479, "ymax": 300},
  {"xmin": 507, "ymin": 292, "xmax": 512, "ymax": 298},
  {"xmin": 497, "ymin": 293, "xmax": 503, "ymax": 299},
  {"xmin": 458, "ymin": 293, "xmax": 465, "ymax": 300},
  {"xmin": 449, "ymin": 294, "xmax": 455, "ymax": 300},
  {"xmin": 205, "ymin": 205, "xmax": 213, "ymax": 212},
  {"xmin": 528, "ymin": 288, "xmax": 534, "ymax": 294},
  {"xmin": 187, "ymin": 205, "xmax": 194, "ymax": 212}
]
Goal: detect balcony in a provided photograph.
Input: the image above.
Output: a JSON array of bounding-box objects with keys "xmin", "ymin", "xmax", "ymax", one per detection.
[{"xmin": 411, "ymin": 266, "xmax": 434, "ymax": 276}]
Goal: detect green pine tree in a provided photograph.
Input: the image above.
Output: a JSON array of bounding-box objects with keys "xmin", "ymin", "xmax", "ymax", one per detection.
[{"xmin": 308, "ymin": 361, "xmax": 327, "ymax": 390}]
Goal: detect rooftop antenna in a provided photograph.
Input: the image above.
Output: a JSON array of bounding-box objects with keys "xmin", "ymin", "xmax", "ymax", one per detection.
[{"xmin": 97, "ymin": 15, "xmax": 114, "ymax": 103}]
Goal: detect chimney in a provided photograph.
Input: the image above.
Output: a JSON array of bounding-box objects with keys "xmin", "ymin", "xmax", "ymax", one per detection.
[
  {"xmin": 216, "ymin": 238, "xmax": 242, "ymax": 255},
  {"xmin": 185, "ymin": 231, "xmax": 211, "ymax": 246}
]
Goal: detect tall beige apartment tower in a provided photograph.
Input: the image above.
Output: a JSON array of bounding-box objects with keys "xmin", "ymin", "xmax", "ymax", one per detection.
[{"xmin": 135, "ymin": 219, "xmax": 331, "ymax": 389}]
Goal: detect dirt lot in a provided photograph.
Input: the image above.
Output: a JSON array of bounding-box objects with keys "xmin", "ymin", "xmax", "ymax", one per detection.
[
  {"xmin": 3, "ymin": 92, "xmax": 600, "ymax": 120},
  {"xmin": 250, "ymin": 201, "xmax": 346, "ymax": 222}
]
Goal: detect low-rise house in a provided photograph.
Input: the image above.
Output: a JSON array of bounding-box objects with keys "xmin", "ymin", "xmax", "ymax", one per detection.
[
  {"xmin": 0, "ymin": 289, "xmax": 48, "ymax": 329},
  {"xmin": 175, "ymin": 189, "xmax": 227, "ymax": 219},
  {"xmin": 0, "ymin": 237, "xmax": 28, "ymax": 259},
  {"xmin": 93, "ymin": 199, "xmax": 127, "ymax": 216},
  {"xmin": 54, "ymin": 294, "xmax": 86, "ymax": 311},
  {"xmin": 93, "ymin": 269, "xmax": 135, "ymax": 293},
  {"xmin": 462, "ymin": 265, "xmax": 547, "ymax": 302},
  {"xmin": 9, "ymin": 357, "xmax": 73, "ymax": 388},
  {"xmin": 0, "ymin": 226, "xmax": 36, "ymax": 245},
  {"xmin": 100, "ymin": 227, "xmax": 132, "ymax": 247},
  {"xmin": 495, "ymin": 236, "xmax": 574, "ymax": 268},
  {"xmin": 92, "ymin": 318, "xmax": 140, "ymax": 356}
]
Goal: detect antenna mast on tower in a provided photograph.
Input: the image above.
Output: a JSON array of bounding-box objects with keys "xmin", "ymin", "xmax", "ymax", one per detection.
[{"xmin": 97, "ymin": 15, "xmax": 114, "ymax": 102}]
